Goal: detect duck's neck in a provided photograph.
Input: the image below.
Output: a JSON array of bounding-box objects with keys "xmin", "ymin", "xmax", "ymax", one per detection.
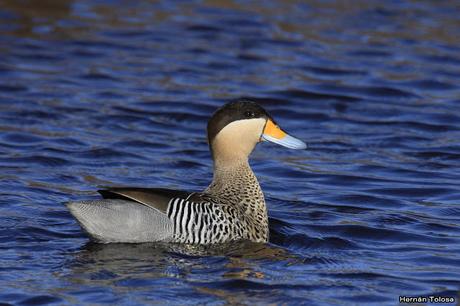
[
  {"xmin": 205, "ymin": 159, "xmax": 265, "ymax": 211},
  {"xmin": 206, "ymin": 158, "xmax": 269, "ymax": 242}
]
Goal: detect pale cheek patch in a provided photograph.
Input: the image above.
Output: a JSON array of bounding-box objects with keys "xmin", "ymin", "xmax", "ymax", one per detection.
[
  {"xmin": 212, "ymin": 118, "xmax": 267, "ymax": 157},
  {"xmin": 215, "ymin": 118, "xmax": 267, "ymax": 142}
]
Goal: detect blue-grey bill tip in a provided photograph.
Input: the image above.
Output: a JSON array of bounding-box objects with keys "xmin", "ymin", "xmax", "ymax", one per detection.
[{"xmin": 262, "ymin": 134, "xmax": 307, "ymax": 150}]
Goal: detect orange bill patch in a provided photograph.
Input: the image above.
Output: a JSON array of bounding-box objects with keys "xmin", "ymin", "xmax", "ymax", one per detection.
[{"xmin": 263, "ymin": 119, "xmax": 286, "ymax": 139}]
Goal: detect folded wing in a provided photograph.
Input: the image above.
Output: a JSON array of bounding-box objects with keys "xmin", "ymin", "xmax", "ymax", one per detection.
[{"xmin": 67, "ymin": 188, "xmax": 194, "ymax": 243}]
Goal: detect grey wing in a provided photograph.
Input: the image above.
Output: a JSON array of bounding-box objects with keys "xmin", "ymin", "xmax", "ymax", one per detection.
[
  {"xmin": 66, "ymin": 199, "xmax": 174, "ymax": 243},
  {"xmin": 67, "ymin": 188, "xmax": 194, "ymax": 243},
  {"xmin": 66, "ymin": 188, "xmax": 214, "ymax": 243}
]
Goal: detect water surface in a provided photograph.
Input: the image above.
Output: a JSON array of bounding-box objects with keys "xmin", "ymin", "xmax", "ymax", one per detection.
[{"xmin": 1, "ymin": 1, "xmax": 460, "ymax": 305}]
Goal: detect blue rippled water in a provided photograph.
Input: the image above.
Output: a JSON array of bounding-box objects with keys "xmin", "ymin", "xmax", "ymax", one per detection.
[{"xmin": 1, "ymin": 1, "xmax": 460, "ymax": 305}]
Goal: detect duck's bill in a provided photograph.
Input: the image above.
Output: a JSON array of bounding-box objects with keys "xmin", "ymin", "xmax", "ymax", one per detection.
[{"xmin": 261, "ymin": 119, "xmax": 307, "ymax": 150}]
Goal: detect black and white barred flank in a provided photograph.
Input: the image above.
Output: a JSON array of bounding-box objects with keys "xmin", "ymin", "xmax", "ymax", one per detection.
[{"xmin": 166, "ymin": 197, "xmax": 242, "ymax": 244}]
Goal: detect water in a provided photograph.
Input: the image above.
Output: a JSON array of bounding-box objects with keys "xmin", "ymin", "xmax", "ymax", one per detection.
[{"xmin": 1, "ymin": 1, "xmax": 459, "ymax": 305}]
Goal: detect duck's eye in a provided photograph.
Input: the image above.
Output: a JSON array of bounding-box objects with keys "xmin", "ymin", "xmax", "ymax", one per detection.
[{"xmin": 244, "ymin": 111, "xmax": 255, "ymax": 118}]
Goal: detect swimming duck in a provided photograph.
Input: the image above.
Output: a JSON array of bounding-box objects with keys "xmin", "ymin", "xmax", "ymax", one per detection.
[{"xmin": 67, "ymin": 99, "xmax": 306, "ymax": 244}]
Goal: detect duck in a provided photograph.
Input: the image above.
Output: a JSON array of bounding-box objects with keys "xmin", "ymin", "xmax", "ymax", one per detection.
[{"xmin": 67, "ymin": 99, "xmax": 306, "ymax": 244}]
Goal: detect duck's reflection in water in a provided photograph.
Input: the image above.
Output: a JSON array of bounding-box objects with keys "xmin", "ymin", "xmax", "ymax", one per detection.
[{"xmin": 67, "ymin": 240, "xmax": 294, "ymax": 287}]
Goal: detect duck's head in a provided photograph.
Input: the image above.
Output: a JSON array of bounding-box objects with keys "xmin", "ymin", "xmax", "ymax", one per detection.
[{"xmin": 207, "ymin": 99, "xmax": 306, "ymax": 166}]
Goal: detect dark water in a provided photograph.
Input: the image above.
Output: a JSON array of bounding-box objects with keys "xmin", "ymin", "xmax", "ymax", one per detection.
[{"xmin": 1, "ymin": 1, "xmax": 460, "ymax": 305}]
